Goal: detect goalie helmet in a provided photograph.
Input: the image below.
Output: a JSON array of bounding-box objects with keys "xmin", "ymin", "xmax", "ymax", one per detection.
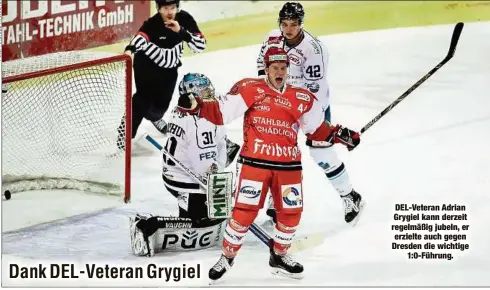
[
  {"xmin": 278, "ymin": 2, "xmax": 305, "ymax": 24},
  {"xmin": 178, "ymin": 73, "xmax": 216, "ymax": 100},
  {"xmin": 264, "ymin": 47, "xmax": 290, "ymax": 67}
]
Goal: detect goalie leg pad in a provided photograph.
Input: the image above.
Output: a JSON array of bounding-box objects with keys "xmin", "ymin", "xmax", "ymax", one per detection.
[
  {"xmin": 130, "ymin": 214, "xmax": 227, "ymax": 255},
  {"xmin": 129, "ymin": 214, "xmax": 156, "ymax": 257}
]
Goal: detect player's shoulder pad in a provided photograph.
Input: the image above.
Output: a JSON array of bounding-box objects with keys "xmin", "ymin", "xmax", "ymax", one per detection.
[{"xmin": 228, "ymin": 78, "xmax": 264, "ymax": 95}]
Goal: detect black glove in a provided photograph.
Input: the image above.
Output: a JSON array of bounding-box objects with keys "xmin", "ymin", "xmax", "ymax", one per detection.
[
  {"xmin": 328, "ymin": 125, "xmax": 361, "ymax": 151},
  {"xmin": 177, "ymin": 92, "xmax": 202, "ymax": 114}
]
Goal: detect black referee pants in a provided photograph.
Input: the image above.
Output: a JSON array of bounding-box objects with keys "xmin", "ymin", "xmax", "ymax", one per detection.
[{"xmin": 131, "ymin": 65, "xmax": 178, "ymax": 138}]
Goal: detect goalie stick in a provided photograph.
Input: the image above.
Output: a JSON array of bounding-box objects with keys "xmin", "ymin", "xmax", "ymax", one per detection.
[
  {"xmin": 360, "ymin": 22, "xmax": 464, "ymax": 134},
  {"xmin": 143, "ymin": 133, "xmax": 324, "ymax": 254}
]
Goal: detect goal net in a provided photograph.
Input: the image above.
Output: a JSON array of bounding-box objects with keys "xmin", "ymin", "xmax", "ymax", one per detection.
[{"xmin": 2, "ymin": 51, "xmax": 132, "ymax": 202}]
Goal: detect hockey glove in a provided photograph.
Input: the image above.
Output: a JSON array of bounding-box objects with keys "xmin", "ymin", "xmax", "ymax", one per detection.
[
  {"xmin": 328, "ymin": 125, "xmax": 360, "ymax": 151},
  {"xmin": 177, "ymin": 92, "xmax": 202, "ymax": 115}
]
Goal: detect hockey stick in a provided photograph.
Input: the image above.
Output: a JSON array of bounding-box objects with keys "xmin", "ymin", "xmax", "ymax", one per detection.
[
  {"xmin": 360, "ymin": 22, "xmax": 464, "ymax": 134},
  {"xmin": 144, "ymin": 133, "xmax": 324, "ymax": 252}
]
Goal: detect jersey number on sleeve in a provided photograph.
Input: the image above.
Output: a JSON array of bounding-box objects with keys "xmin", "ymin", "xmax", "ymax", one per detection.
[
  {"xmin": 162, "ymin": 136, "xmax": 177, "ymax": 166},
  {"xmin": 306, "ymin": 65, "xmax": 321, "ymax": 78}
]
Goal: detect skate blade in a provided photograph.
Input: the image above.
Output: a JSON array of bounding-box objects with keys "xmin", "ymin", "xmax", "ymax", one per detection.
[
  {"xmin": 208, "ymin": 273, "xmax": 230, "ymax": 285},
  {"xmin": 271, "ymin": 268, "xmax": 304, "ymax": 280},
  {"xmin": 348, "ymin": 200, "xmax": 366, "ymax": 227}
]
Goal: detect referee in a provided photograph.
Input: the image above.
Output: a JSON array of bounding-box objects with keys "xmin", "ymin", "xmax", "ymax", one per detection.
[{"xmin": 124, "ymin": 0, "xmax": 206, "ymax": 138}]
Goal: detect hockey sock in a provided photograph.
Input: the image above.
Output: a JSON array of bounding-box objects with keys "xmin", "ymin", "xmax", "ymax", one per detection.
[
  {"xmin": 324, "ymin": 162, "xmax": 353, "ymax": 197},
  {"xmin": 272, "ymin": 221, "xmax": 297, "ymax": 255},
  {"xmin": 222, "ymin": 219, "xmax": 249, "ymax": 257}
]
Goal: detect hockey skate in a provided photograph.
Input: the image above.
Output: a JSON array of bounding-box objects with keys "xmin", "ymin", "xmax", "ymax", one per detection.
[
  {"xmin": 269, "ymin": 248, "xmax": 304, "ymax": 280},
  {"xmin": 208, "ymin": 254, "xmax": 235, "ymax": 282},
  {"xmin": 342, "ymin": 190, "xmax": 365, "ymax": 226},
  {"xmin": 129, "ymin": 214, "xmax": 154, "ymax": 257},
  {"xmin": 152, "ymin": 118, "xmax": 168, "ymax": 135}
]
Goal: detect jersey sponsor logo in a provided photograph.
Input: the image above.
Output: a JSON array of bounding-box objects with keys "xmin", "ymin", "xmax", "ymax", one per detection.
[
  {"xmin": 240, "ymin": 186, "xmax": 261, "ymax": 198},
  {"xmin": 252, "ymin": 116, "xmax": 291, "ymax": 128},
  {"xmin": 237, "ymin": 179, "xmax": 263, "ymax": 206},
  {"xmin": 309, "ymin": 39, "xmax": 321, "ymax": 55},
  {"xmin": 306, "ymin": 82, "xmax": 320, "ymax": 93},
  {"xmin": 199, "ymin": 151, "xmax": 217, "ymax": 160},
  {"xmin": 274, "ymin": 96, "xmax": 292, "ymax": 108},
  {"xmin": 288, "ymin": 54, "xmax": 302, "ymax": 66},
  {"xmin": 295, "ymin": 92, "xmax": 310, "ymax": 102},
  {"xmin": 254, "ymin": 105, "xmax": 270, "ymax": 112},
  {"xmin": 254, "ymin": 88, "xmax": 266, "ymax": 101},
  {"xmin": 256, "ymin": 126, "xmax": 294, "ymax": 138},
  {"xmin": 253, "ymin": 138, "xmax": 300, "ymax": 159},
  {"xmin": 281, "ymin": 184, "xmax": 303, "ymax": 208}
]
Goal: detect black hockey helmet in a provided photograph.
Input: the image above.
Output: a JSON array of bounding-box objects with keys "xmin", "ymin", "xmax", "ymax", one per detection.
[
  {"xmin": 278, "ymin": 2, "xmax": 305, "ymax": 24},
  {"xmin": 155, "ymin": 0, "xmax": 180, "ymax": 8}
]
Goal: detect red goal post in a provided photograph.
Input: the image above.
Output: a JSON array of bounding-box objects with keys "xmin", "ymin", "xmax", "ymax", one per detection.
[{"xmin": 2, "ymin": 51, "xmax": 132, "ymax": 202}]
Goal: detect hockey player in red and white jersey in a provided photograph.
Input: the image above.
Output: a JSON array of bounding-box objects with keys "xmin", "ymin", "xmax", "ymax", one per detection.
[
  {"xmin": 177, "ymin": 47, "xmax": 360, "ymax": 280},
  {"xmin": 257, "ymin": 2, "xmax": 364, "ymax": 225}
]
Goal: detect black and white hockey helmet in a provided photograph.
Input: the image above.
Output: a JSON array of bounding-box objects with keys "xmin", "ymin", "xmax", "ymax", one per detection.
[
  {"xmin": 178, "ymin": 73, "xmax": 216, "ymax": 100},
  {"xmin": 278, "ymin": 2, "xmax": 305, "ymax": 24}
]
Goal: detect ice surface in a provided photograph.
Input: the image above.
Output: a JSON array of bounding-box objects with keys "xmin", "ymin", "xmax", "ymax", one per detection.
[{"xmin": 2, "ymin": 22, "xmax": 490, "ymax": 287}]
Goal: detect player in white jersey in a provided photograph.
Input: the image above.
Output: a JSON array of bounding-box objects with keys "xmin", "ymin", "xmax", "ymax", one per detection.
[
  {"xmin": 257, "ymin": 2, "xmax": 364, "ymax": 224},
  {"xmin": 129, "ymin": 73, "xmax": 239, "ymax": 256}
]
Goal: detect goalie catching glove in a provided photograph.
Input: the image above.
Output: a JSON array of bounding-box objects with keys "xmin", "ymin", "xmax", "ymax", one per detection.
[{"xmin": 177, "ymin": 92, "xmax": 202, "ymax": 114}]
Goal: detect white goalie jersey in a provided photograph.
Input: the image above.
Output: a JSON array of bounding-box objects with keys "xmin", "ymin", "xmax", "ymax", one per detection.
[
  {"xmin": 257, "ymin": 29, "xmax": 331, "ymax": 112},
  {"xmin": 162, "ymin": 107, "xmax": 227, "ymax": 193}
]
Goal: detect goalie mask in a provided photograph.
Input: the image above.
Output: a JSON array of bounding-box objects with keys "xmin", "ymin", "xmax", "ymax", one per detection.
[{"xmin": 178, "ymin": 73, "xmax": 216, "ymax": 101}]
